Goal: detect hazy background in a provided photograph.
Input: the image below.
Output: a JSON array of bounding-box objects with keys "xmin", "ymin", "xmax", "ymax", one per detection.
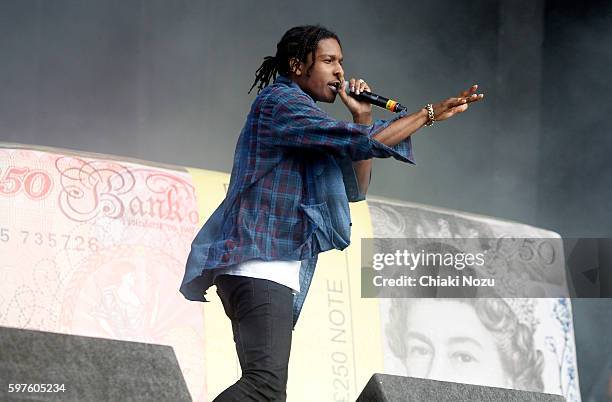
[
  {"xmin": 1, "ymin": 0, "xmax": 611, "ymax": 397},
  {"xmin": 2, "ymin": 0, "xmax": 610, "ymax": 238}
]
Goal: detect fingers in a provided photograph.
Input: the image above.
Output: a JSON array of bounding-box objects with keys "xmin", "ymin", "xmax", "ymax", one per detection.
[
  {"xmin": 457, "ymin": 84, "xmax": 485, "ymax": 104},
  {"xmin": 447, "ymin": 97, "xmax": 467, "ymax": 108},
  {"xmin": 348, "ymin": 78, "xmax": 371, "ymax": 95},
  {"xmin": 459, "ymin": 84, "xmax": 478, "ymax": 98},
  {"xmin": 448, "ymin": 100, "xmax": 468, "ymax": 112},
  {"xmin": 337, "ymin": 72, "xmax": 349, "ymax": 102},
  {"xmin": 435, "ymin": 86, "xmax": 484, "ymax": 121},
  {"xmin": 358, "ymin": 78, "xmax": 370, "ymax": 94},
  {"xmin": 465, "ymin": 93, "xmax": 484, "ymax": 103},
  {"xmin": 450, "ymin": 93, "xmax": 484, "ymax": 107}
]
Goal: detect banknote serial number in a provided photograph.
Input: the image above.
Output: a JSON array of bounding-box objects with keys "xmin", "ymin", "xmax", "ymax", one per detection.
[
  {"xmin": 8, "ymin": 383, "xmax": 65, "ymax": 393},
  {"xmin": 0, "ymin": 228, "xmax": 100, "ymax": 251}
]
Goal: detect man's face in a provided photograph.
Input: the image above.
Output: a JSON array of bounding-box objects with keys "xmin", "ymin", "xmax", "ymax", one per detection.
[{"xmin": 292, "ymin": 38, "xmax": 344, "ymax": 103}]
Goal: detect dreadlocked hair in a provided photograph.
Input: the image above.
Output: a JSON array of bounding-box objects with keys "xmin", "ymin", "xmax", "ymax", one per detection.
[{"xmin": 248, "ymin": 25, "xmax": 341, "ymax": 94}]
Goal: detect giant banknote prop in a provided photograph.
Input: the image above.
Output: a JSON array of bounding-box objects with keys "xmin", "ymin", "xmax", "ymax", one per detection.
[
  {"xmin": 368, "ymin": 197, "xmax": 580, "ymax": 402},
  {"xmin": 0, "ymin": 145, "xmax": 206, "ymax": 400},
  {"xmin": 1, "ymin": 144, "xmax": 580, "ymax": 401}
]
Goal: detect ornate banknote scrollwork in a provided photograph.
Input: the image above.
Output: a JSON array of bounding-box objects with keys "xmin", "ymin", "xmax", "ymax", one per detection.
[{"xmin": 56, "ymin": 156, "xmax": 135, "ymax": 222}]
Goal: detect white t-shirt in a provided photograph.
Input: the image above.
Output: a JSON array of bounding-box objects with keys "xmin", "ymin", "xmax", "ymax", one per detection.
[{"xmin": 212, "ymin": 259, "xmax": 301, "ymax": 294}]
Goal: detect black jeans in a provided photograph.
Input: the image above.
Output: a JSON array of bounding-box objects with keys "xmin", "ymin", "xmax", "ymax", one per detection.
[{"xmin": 213, "ymin": 275, "xmax": 294, "ymax": 401}]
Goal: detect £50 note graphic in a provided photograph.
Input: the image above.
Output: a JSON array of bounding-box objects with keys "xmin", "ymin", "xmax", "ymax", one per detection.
[{"xmin": 0, "ymin": 146, "xmax": 206, "ymax": 401}]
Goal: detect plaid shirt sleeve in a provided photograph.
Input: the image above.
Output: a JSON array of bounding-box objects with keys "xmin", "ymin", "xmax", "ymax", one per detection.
[{"xmin": 258, "ymin": 89, "xmax": 415, "ymax": 164}]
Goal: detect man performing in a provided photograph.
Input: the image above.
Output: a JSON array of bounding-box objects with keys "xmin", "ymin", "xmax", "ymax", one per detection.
[{"xmin": 180, "ymin": 25, "xmax": 484, "ymax": 401}]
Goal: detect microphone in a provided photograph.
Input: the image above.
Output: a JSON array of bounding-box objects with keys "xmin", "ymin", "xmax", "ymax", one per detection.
[{"xmin": 343, "ymin": 81, "xmax": 407, "ymax": 113}]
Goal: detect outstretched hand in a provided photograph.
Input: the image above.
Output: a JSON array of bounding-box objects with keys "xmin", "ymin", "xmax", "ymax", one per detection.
[{"xmin": 431, "ymin": 84, "xmax": 484, "ymax": 122}]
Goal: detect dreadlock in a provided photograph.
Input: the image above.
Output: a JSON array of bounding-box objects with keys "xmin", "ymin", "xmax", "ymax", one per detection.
[{"xmin": 248, "ymin": 25, "xmax": 341, "ymax": 94}]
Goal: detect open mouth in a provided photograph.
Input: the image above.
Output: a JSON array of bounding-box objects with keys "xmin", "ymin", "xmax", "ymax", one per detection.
[{"xmin": 328, "ymin": 81, "xmax": 341, "ymax": 93}]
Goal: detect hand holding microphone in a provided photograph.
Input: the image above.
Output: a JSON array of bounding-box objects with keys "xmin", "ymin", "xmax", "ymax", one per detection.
[
  {"xmin": 336, "ymin": 75, "xmax": 375, "ymax": 120},
  {"xmin": 336, "ymin": 75, "xmax": 406, "ymax": 120},
  {"xmin": 342, "ymin": 78, "xmax": 407, "ymax": 113}
]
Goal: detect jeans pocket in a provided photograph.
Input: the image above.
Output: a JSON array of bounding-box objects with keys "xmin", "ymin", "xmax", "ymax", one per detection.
[{"xmin": 233, "ymin": 277, "xmax": 271, "ymax": 321}]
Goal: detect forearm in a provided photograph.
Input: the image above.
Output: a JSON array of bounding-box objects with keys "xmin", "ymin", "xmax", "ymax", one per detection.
[
  {"xmin": 352, "ymin": 159, "xmax": 372, "ymax": 195},
  {"xmin": 353, "ymin": 112, "xmax": 374, "ymax": 195},
  {"xmin": 371, "ymin": 108, "xmax": 429, "ymax": 147},
  {"xmin": 351, "ymin": 107, "xmax": 428, "ymax": 194}
]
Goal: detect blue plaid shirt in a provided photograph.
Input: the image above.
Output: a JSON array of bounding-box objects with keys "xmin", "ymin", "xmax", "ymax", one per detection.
[{"xmin": 180, "ymin": 75, "xmax": 415, "ymax": 327}]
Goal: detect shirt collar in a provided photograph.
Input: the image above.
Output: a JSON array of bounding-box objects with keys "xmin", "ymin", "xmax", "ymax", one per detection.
[
  {"xmin": 273, "ymin": 75, "xmax": 316, "ymax": 102},
  {"xmin": 274, "ymin": 75, "xmax": 296, "ymax": 87}
]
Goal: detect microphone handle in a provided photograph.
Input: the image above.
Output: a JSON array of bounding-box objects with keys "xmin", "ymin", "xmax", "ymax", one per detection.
[{"xmin": 353, "ymin": 91, "xmax": 406, "ymax": 113}]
